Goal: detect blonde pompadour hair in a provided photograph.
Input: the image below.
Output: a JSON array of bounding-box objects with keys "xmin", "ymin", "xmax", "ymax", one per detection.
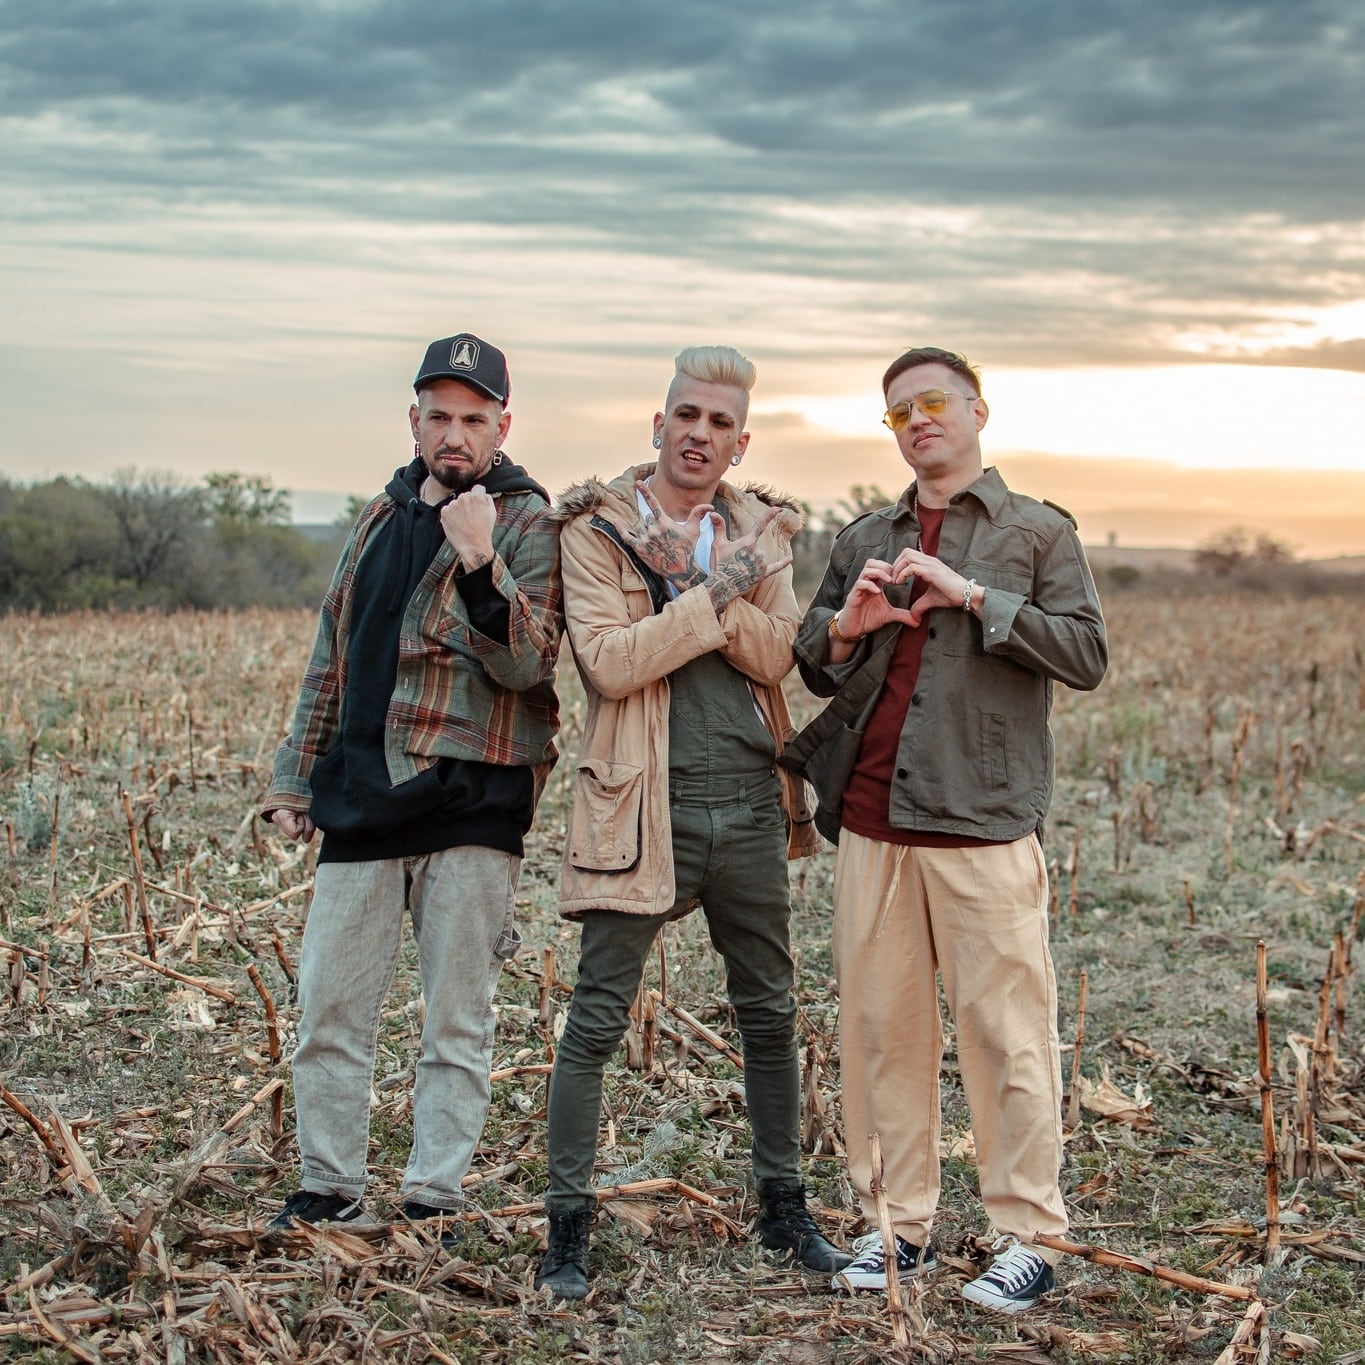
[{"xmin": 666, "ymin": 345, "xmax": 757, "ymax": 422}]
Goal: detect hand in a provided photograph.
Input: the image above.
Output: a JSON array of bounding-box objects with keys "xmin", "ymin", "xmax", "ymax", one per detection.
[
  {"xmin": 833, "ymin": 558, "xmax": 917, "ymax": 640},
  {"xmin": 440, "ymin": 488, "xmax": 497, "ymax": 570},
  {"xmin": 890, "ymin": 548, "xmax": 974, "ymax": 626},
  {"xmin": 271, "ymin": 809, "xmax": 316, "ymax": 842},
  {"xmin": 705, "ymin": 505, "xmax": 792, "ymax": 612},
  {"xmin": 622, "ymin": 481, "xmax": 712, "ymax": 591}
]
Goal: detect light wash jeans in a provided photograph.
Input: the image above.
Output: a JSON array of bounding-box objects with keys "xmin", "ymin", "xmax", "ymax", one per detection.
[{"xmin": 292, "ymin": 846, "xmax": 522, "ymax": 1210}]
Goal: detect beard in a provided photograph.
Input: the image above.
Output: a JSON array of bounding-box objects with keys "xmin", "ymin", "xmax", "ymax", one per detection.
[{"xmin": 424, "ymin": 446, "xmax": 490, "ymax": 495}]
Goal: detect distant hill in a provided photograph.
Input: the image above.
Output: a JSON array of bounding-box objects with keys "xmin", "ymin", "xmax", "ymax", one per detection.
[
  {"xmin": 1084, "ymin": 545, "xmax": 1365, "ymax": 575},
  {"xmin": 296, "ymin": 523, "xmax": 344, "ymax": 544},
  {"xmin": 295, "ymin": 522, "xmax": 1363, "ymax": 579}
]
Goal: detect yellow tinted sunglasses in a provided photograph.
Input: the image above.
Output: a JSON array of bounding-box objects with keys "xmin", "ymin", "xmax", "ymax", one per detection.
[{"xmin": 883, "ymin": 389, "xmax": 977, "ymax": 431}]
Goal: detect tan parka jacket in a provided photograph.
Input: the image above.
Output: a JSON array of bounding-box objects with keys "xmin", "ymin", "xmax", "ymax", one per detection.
[{"xmin": 552, "ymin": 464, "xmax": 819, "ymax": 919}]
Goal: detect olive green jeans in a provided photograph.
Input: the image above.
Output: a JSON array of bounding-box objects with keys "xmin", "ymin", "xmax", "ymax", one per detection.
[{"xmin": 545, "ymin": 775, "xmax": 801, "ymax": 1206}]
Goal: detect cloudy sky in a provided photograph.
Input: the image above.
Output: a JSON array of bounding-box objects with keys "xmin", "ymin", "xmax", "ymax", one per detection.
[{"xmin": 3, "ymin": 0, "xmax": 1363, "ymax": 554}]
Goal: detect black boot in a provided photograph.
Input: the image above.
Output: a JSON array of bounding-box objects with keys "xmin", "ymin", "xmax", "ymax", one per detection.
[
  {"xmin": 756, "ymin": 1179, "xmax": 853, "ymax": 1273},
  {"xmin": 535, "ymin": 1203, "xmax": 596, "ymax": 1300}
]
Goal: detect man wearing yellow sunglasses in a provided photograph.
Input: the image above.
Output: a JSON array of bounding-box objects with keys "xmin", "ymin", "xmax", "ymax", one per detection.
[{"xmin": 783, "ymin": 346, "xmax": 1107, "ymax": 1314}]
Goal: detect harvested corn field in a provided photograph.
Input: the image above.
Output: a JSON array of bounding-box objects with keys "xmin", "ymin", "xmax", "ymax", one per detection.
[{"xmin": 1, "ymin": 595, "xmax": 1363, "ymax": 1362}]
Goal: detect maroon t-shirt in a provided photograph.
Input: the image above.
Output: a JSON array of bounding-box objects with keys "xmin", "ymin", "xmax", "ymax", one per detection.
[{"xmin": 841, "ymin": 505, "xmax": 999, "ymax": 848}]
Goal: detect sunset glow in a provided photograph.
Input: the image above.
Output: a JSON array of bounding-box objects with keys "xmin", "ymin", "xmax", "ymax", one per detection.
[{"xmin": 2, "ymin": 3, "xmax": 1363, "ymax": 556}]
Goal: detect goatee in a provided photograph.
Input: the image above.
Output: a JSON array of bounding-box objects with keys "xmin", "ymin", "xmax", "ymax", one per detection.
[
  {"xmin": 424, "ymin": 447, "xmax": 487, "ymax": 495},
  {"xmin": 428, "ymin": 464, "xmax": 481, "ymax": 495}
]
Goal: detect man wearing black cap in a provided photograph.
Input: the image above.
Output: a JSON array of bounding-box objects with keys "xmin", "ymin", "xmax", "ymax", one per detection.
[{"xmin": 262, "ymin": 333, "xmax": 562, "ymax": 1244}]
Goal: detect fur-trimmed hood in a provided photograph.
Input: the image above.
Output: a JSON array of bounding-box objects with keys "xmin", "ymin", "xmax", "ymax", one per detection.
[{"xmin": 551, "ymin": 462, "xmax": 804, "ymax": 537}]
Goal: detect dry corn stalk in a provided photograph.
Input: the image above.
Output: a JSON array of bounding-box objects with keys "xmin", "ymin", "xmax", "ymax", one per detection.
[
  {"xmin": 1034, "ymin": 1232, "xmax": 1256, "ymax": 1301},
  {"xmin": 1066, "ymin": 969, "xmax": 1088, "ymax": 1133},
  {"xmin": 1224, "ymin": 708, "xmax": 1254, "ymax": 873},
  {"xmin": 1254, "ymin": 941, "xmax": 1281, "ymax": 1257}
]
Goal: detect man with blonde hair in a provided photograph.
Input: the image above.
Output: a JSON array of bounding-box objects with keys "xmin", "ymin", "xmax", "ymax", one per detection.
[{"xmin": 535, "ymin": 345, "xmax": 850, "ymax": 1298}]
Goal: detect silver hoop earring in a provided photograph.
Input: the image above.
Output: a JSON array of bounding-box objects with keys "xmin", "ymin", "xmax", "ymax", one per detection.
[
  {"xmin": 652, "ymin": 436, "xmax": 662, "ymax": 449},
  {"xmin": 492, "ymin": 449, "xmax": 504, "ymax": 465}
]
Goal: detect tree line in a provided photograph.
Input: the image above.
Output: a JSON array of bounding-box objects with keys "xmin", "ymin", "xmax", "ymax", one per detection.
[
  {"xmin": 0, "ymin": 471, "xmax": 342, "ymax": 613},
  {"xmin": 0, "ymin": 470, "xmax": 885, "ymax": 616},
  {"xmin": 0, "ymin": 470, "xmax": 1329, "ymax": 615}
]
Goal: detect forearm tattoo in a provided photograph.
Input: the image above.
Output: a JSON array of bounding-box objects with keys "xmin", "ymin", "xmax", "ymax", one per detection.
[{"xmin": 707, "ymin": 545, "xmax": 767, "ymax": 611}]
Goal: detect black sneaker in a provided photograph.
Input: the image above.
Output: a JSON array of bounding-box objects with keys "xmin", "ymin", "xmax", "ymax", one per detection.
[
  {"xmin": 755, "ymin": 1179, "xmax": 853, "ymax": 1273},
  {"xmin": 266, "ymin": 1189, "xmax": 368, "ymax": 1236},
  {"xmin": 833, "ymin": 1231, "xmax": 938, "ymax": 1291},
  {"xmin": 961, "ymin": 1238, "xmax": 1055, "ymax": 1313},
  {"xmin": 535, "ymin": 1204, "xmax": 596, "ymax": 1300},
  {"xmin": 400, "ymin": 1200, "xmax": 461, "ymax": 1252}
]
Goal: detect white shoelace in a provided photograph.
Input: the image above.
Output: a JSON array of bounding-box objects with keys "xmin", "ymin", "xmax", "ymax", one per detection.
[{"xmin": 983, "ymin": 1242, "xmax": 1044, "ymax": 1291}]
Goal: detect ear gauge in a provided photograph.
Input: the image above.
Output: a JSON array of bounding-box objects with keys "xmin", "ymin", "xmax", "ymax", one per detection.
[
  {"xmin": 730, "ymin": 455, "xmax": 742, "ymax": 466},
  {"xmin": 652, "ymin": 436, "xmax": 662, "ymax": 449}
]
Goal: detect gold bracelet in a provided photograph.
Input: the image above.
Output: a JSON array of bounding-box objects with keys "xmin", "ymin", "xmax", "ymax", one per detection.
[{"xmin": 828, "ymin": 613, "xmax": 860, "ymax": 644}]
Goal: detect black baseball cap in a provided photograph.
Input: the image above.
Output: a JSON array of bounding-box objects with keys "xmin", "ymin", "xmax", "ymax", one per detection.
[{"xmin": 413, "ymin": 333, "xmax": 510, "ymax": 404}]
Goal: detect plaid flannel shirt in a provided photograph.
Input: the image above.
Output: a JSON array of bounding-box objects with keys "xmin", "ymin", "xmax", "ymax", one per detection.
[{"xmin": 265, "ymin": 484, "xmax": 562, "ymax": 819}]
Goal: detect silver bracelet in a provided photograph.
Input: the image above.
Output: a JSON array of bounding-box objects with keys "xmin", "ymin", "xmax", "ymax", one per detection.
[{"xmin": 962, "ymin": 578, "xmax": 977, "ymax": 612}]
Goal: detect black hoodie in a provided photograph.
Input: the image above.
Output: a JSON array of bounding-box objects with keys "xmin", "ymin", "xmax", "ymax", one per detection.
[{"xmin": 308, "ymin": 456, "xmax": 549, "ymax": 863}]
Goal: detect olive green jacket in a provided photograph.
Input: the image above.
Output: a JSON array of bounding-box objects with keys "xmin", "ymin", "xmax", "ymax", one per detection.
[{"xmin": 784, "ymin": 467, "xmax": 1107, "ymax": 843}]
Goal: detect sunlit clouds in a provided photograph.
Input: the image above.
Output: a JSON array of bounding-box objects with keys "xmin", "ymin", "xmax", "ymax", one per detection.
[{"xmin": 2, "ymin": 0, "xmax": 1363, "ymax": 553}]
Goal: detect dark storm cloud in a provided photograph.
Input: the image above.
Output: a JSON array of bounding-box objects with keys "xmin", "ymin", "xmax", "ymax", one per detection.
[
  {"xmin": 8, "ymin": 0, "xmax": 1362, "ymax": 199},
  {"xmin": 2, "ymin": 0, "xmax": 1363, "ymax": 368}
]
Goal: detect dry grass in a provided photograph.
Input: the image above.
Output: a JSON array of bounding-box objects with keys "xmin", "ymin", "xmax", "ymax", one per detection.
[{"xmin": 1, "ymin": 596, "xmax": 1362, "ymax": 1363}]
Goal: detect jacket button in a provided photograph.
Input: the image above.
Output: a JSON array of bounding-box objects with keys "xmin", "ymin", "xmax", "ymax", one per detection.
[
  {"xmin": 911, "ymin": 693, "xmax": 922, "ymax": 706},
  {"xmin": 897, "ymin": 767, "xmax": 908, "ymax": 779}
]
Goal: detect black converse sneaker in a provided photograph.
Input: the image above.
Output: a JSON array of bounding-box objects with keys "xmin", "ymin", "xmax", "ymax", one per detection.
[
  {"xmin": 266, "ymin": 1189, "xmax": 369, "ymax": 1236},
  {"xmin": 961, "ymin": 1238, "xmax": 1055, "ymax": 1313},
  {"xmin": 400, "ymin": 1200, "xmax": 462, "ymax": 1252},
  {"xmin": 832, "ymin": 1230, "xmax": 938, "ymax": 1291}
]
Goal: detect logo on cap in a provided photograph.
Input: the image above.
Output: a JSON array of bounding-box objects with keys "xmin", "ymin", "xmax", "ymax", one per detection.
[{"xmin": 450, "ymin": 339, "xmax": 479, "ymax": 370}]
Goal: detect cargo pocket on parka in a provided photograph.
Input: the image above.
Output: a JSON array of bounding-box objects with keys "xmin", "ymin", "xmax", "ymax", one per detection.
[{"xmin": 568, "ymin": 759, "xmax": 645, "ymax": 872}]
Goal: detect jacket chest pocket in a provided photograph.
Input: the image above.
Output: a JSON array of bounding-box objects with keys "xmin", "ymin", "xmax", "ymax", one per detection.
[
  {"xmin": 942, "ymin": 559, "xmax": 1033, "ymax": 657},
  {"xmin": 568, "ymin": 758, "xmax": 644, "ymax": 872},
  {"xmin": 958, "ymin": 557, "xmax": 1033, "ymax": 598}
]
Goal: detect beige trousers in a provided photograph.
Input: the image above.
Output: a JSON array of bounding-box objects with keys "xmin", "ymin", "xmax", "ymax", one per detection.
[{"xmin": 833, "ymin": 830, "xmax": 1067, "ymax": 1259}]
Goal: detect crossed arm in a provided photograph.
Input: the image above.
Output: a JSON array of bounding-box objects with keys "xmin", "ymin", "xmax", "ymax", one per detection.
[
  {"xmin": 621, "ymin": 481, "xmax": 792, "ymax": 612},
  {"xmin": 565, "ymin": 486, "xmax": 800, "ymax": 701}
]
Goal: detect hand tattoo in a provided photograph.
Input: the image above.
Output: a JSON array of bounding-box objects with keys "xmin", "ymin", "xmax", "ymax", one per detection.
[
  {"xmin": 706, "ymin": 545, "xmax": 767, "ymax": 612},
  {"xmin": 624, "ymin": 518, "xmax": 708, "ymax": 590}
]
